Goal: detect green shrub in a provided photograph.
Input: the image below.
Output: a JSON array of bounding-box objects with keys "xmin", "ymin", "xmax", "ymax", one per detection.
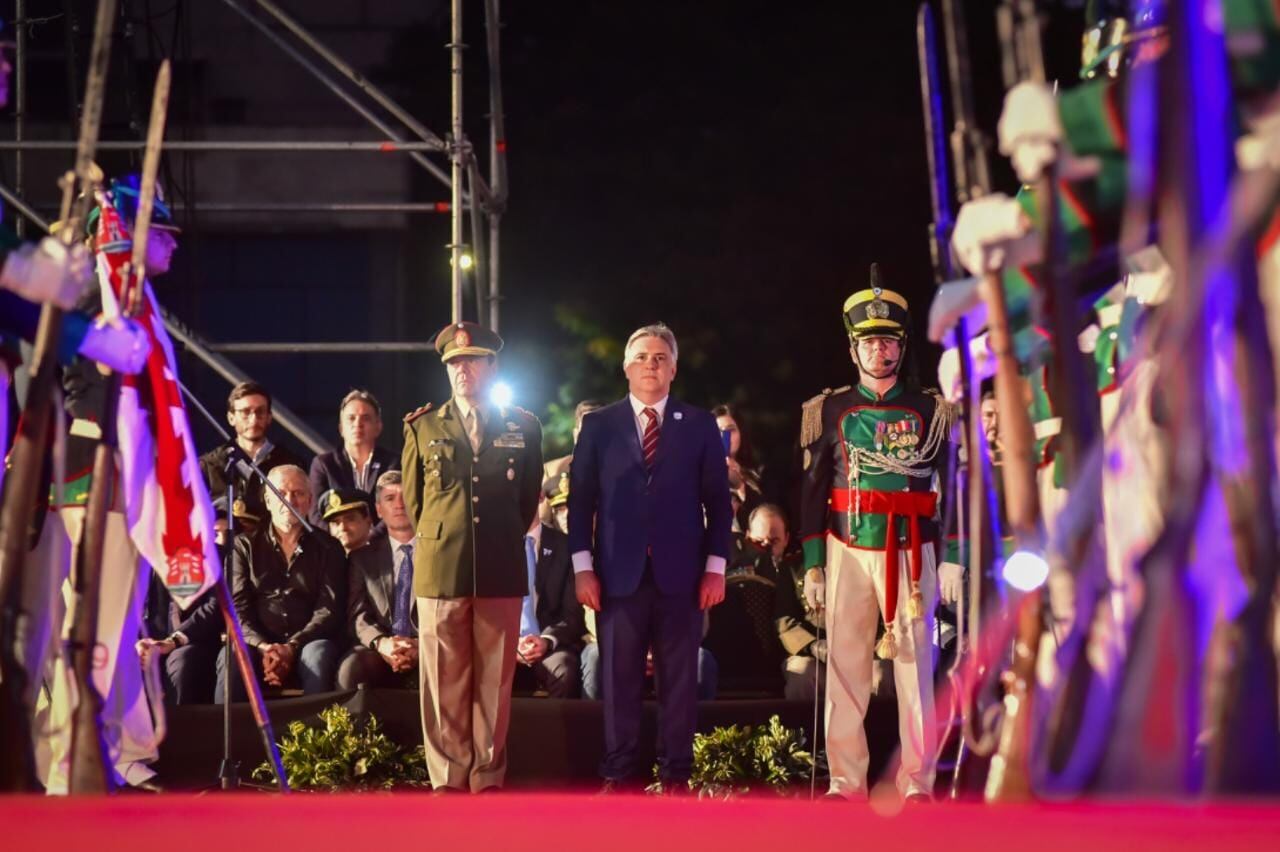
[
  {"xmin": 660, "ymin": 714, "xmax": 814, "ymax": 799},
  {"xmin": 252, "ymin": 704, "xmax": 430, "ymax": 791}
]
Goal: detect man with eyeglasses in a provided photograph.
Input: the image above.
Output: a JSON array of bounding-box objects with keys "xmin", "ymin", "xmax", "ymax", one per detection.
[{"xmin": 199, "ymin": 381, "xmax": 303, "ymax": 518}]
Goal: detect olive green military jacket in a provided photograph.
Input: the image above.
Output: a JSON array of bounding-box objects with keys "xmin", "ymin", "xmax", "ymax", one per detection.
[{"xmin": 401, "ymin": 399, "xmax": 543, "ymax": 598}]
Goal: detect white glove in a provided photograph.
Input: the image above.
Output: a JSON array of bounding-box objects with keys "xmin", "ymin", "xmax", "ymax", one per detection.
[
  {"xmin": 951, "ymin": 194, "xmax": 1040, "ymax": 275},
  {"xmin": 0, "ymin": 237, "xmax": 94, "ymax": 309},
  {"xmin": 79, "ymin": 317, "xmax": 152, "ymax": 375},
  {"xmin": 938, "ymin": 561, "xmax": 965, "ymax": 605},
  {"xmin": 803, "ymin": 568, "xmax": 826, "ymax": 614},
  {"xmin": 928, "ymin": 277, "xmax": 985, "ymax": 344},
  {"xmin": 1125, "ymin": 245, "xmax": 1172, "ymax": 306},
  {"xmin": 937, "ymin": 332, "xmax": 996, "ymax": 404},
  {"xmin": 810, "ymin": 638, "xmax": 828, "ymax": 663},
  {"xmin": 998, "ymin": 81, "xmax": 1062, "ymax": 184}
]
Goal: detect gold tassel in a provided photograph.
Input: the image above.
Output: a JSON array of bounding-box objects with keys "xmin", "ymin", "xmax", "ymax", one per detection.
[
  {"xmin": 907, "ymin": 584, "xmax": 924, "ymax": 620},
  {"xmin": 875, "ymin": 625, "xmax": 898, "ymax": 660}
]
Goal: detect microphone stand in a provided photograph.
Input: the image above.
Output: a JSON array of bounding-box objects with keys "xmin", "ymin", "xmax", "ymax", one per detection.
[{"xmin": 178, "ymin": 379, "xmax": 307, "ymax": 793}]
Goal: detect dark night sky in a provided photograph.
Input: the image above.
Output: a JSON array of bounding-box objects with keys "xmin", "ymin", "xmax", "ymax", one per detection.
[
  {"xmin": 478, "ymin": 1, "xmax": 1082, "ymax": 465},
  {"xmin": 0, "ymin": 1, "xmax": 1083, "ymax": 474}
]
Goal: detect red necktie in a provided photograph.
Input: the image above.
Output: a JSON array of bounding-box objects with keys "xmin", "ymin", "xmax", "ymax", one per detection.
[{"xmin": 641, "ymin": 407, "xmax": 660, "ymax": 471}]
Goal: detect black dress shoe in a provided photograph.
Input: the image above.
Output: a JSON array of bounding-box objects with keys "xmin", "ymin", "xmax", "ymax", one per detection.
[
  {"xmin": 122, "ymin": 778, "xmax": 165, "ymax": 794},
  {"xmin": 652, "ymin": 780, "xmax": 694, "ymax": 797},
  {"xmin": 597, "ymin": 778, "xmax": 633, "ymax": 795}
]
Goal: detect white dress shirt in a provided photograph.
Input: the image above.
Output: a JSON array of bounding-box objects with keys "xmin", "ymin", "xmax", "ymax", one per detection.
[
  {"xmin": 347, "ymin": 447, "xmax": 376, "ymax": 493},
  {"xmin": 572, "ymin": 395, "xmax": 725, "ymax": 576}
]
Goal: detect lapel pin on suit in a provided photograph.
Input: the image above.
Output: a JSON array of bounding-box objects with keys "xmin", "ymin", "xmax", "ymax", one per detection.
[{"xmin": 673, "ymin": 411, "xmax": 683, "ymax": 420}]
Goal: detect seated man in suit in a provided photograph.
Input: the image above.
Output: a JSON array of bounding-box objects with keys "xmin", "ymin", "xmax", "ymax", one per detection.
[
  {"xmin": 309, "ymin": 389, "xmax": 400, "ymax": 526},
  {"xmin": 217, "ymin": 464, "xmax": 345, "ymax": 701},
  {"xmin": 322, "ymin": 487, "xmax": 375, "ymax": 554},
  {"xmin": 137, "ymin": 580, "xmax": 223, "ymax": 705},
  {"xmin": 512, "ymin": 478, "xmax": 587, "ymax": 697},
  {"xmin": 337, "ymin": 470, "xmax": 419, "ymax": 690},
  {"xmin": 749, "ymin": 504, "xmax": 828, "ymax": 701},
  {"xmin": 136, "ymin": 496, "xmax": 260, "ymax": 704}
]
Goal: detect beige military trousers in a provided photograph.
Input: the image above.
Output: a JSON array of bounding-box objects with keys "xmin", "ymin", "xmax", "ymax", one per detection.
[
  {"xmin": 417, "ymin": 595, "xmax": 521, "ymax": 792},
  {"xmin": 824, "ymin": 534, "xmax": 937, "ymax": 799}
]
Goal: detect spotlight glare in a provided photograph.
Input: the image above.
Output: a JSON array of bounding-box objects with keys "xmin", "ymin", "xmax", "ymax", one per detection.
[
  {"xmin": 1002, "ymin": 550, "xmax": 1050, "ymax": 592},
  {"xmin": 490, "ymin": 381, "xmax": 514, "ymax": 409}
]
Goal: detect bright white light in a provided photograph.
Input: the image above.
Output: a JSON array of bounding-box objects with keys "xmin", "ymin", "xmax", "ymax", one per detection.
[
  {"xmin": 490, "ymin": 381, "xmax": 514, "ymax": 409},
  {"xmin": 1002, "ymin": 550, "xmax": 1050, "ymax": 592}
]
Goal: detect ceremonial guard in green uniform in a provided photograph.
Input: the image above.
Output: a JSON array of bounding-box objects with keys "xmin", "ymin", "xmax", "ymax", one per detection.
[
  {"xmin": 798, "ymin": 267, "xmax": 960, "ymax": 802},
  {"xmin": 401, "ymin": 321, "xmax": 543, "ymax": 793}
]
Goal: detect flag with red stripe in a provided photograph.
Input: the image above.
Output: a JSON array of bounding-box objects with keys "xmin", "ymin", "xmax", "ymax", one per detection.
[{"xmin": 93, "ymin": 193, "xmax": 219, "ymax": 608}]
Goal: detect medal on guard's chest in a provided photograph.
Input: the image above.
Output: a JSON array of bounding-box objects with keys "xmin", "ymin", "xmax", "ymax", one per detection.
[{"xmin": 884, "ymin": 419, "xmax": 919, "ymax": 459}]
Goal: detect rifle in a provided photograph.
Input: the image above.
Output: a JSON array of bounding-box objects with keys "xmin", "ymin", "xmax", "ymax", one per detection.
[
  {"xmin": 916, "ymin": 0, "xmax": 999, "ymax": 793},
  {"xmin": 0, "ymin": 0, "xmax": 119, "ymax": 793},
  {"xmin": 66, "ymin": 57, "xmax": 171, "ymax": 795}
]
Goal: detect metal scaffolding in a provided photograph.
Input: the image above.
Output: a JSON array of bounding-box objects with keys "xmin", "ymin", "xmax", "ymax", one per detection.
[{"xmin": 1, "ymin": 0, "xmax": 510, "ymax": 449}]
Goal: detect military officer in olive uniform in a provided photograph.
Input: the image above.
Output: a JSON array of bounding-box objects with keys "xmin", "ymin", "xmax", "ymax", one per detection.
[
  {"xmin": 798, "ymin": 266, "xmax": 962, "ymax": 802},
  {"xmin": 401, "ymin": 321, "xmax": 543, "ymax": 793}
]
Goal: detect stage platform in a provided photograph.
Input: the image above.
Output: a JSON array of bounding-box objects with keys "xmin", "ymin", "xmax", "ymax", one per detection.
[
  {"xmin": 155, "ymin": 688, "xmax": 901, "ymax": 789},
  {"xmin": 3, "ymin": 793, "xmax": 1279, "ymax": 852}
]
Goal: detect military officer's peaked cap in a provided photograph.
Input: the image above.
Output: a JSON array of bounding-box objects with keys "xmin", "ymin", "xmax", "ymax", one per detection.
[
  {"xmin": 212, "ymin": 496, "xmax": 261, "ymax": 524},
  {"xmin": 321, "ymin": 488, "xmax": 371, "ymax": 522},
  {"xmin": 541, "ymin": 471, "xmax": 570, "ymax": 508},
  {"xmin": 843, "ymin": 263, "xmax": 911, "ymax": 339},
  {"xmin": 434, "ymin": 321, "xmax": 504, "ymax": 362}
]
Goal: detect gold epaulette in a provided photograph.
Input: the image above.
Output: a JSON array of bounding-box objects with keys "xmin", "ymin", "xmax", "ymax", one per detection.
[
  {"xmin": 403, "ymin": 403, "xmax": 434, "ymax": 424},
  {"xmin": 800, "ymin": 385, "xmax": 850, "ymax": 447}
]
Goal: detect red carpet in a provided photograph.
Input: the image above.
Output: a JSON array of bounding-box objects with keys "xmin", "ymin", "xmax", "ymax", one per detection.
[{"xmin": 3, "ymin": 794, "xmax": 1279, "ymax": 851}]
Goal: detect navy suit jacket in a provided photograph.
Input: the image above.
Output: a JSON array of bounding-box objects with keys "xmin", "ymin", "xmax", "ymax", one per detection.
[
  {"xmin": 307, "ymin": 445, "xmax": 400, "ymax": 525},
  {"xmin": 568, "ymin": 397, "xmax": 733, "ymax": 599}
]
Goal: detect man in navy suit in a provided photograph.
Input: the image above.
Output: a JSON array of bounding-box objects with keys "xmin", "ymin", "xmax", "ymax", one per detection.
[{"xmin": 568, "ymin": 323, "xmax": 733, "ymax": 792}]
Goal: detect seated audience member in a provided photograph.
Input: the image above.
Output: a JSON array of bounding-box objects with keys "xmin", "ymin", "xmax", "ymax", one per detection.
[
  {"xmin": 712, "ymin": 403, "xmax": 764, "ymax": 532},
  {"xmin": 309, "ymin": 389, "xmax": 399, "ymax": 526},
  {"xmin": 138, "ymin": 580, "xmax": 223, "ymax": 706},
  {"xmin": 137, "ymin": 496, "xmax": 260, "ymax": 705},
  {"xmin": 217, "ymin": 464, "xmax": 344, "ymax": 701},
  {"xmin": 542, "ymin": 472, "xmax": 570, "ymax": 535},
  {"xmin": 337, "ymin": 470, "xmax": 418, "ymax": 690},
  {"xmin": 322, "ymin": 487, "xmax": 375, "ymax": 554},
  {"xmin": 512, "ymin": 483, "xmax": 586, "ymax": 697},
  {"xmin": 755, "ymin": 504, "xmax": 827, "ymax": 701},
  {"xmin": 705, "ymin": 506, "xmax": 790, "ymax": 694},
  {"xmin": 200, "ymin": 381, "xmax": 303, "ymax": 518},
  {"xmin": 211, "ymin": 495, "xmax": 261, "ymax": 546},
  {"xmin": 539, "ymin": 399, "xmax": 602, "ymax": 530}
]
